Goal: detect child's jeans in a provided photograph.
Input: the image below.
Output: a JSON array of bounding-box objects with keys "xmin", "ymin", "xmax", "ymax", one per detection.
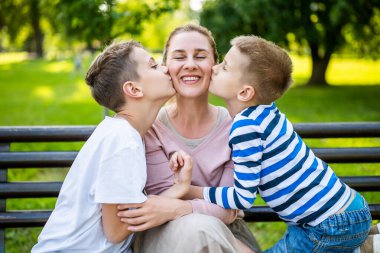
[{"xmin": 265, "ymin": 191, "xmax": 371, "ymax": 253}]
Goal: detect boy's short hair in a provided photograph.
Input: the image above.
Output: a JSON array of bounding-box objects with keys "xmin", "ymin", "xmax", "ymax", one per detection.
[
  {"xmin": 163, "ymin": 24, "xmax": 218, "ymax": 64},
  {"xmin": 231, "ymin": 36, "xmax": 293, "ymax": 104},
  {"xmin": 85, "ymin": 41, "xmax": 142, "ymax": 112}
]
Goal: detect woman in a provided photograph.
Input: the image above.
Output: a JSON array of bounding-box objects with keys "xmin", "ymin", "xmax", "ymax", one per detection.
[{"xmin": 118, "ymin": 24, "xmax": 261, "ymax": 253}]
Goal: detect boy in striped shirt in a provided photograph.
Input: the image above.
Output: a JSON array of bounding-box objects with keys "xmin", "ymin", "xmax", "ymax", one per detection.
[{"xmin": 184, "ymin": 35, "xmax": 372, "ymax": 252}]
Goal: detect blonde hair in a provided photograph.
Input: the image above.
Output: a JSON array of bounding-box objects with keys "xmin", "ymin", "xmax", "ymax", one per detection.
[
  {"xmin": 162, "ymin": 24, "xmax": 218, "ymax": 64},
  {"xmin": 231, "ymin": 35, "xmax": 293, "ymax": 104},
  {"xmin": 85, "ymin": 41, "xmax": 142, "ymax": 112}
]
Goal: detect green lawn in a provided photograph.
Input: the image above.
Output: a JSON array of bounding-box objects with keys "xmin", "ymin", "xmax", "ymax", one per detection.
[{"xmin": 0, "ymin": 52, "xmax": 379, "ymax": 252}]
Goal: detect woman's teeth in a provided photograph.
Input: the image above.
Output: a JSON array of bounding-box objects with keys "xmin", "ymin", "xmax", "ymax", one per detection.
[{"xmin": 182, "ymin": 76, "xmax": 200, "ymax": 81}]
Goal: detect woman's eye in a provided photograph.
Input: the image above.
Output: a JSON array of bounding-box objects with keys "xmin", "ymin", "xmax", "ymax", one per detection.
[
  {"xmin": 152, "ymin": 64, "xmax": 158, "ymax": 69},
  {"xmin": 196, "ymin": 55, "xmax": 206, "ymax": 59},
  {"xmin": 173, "ymin": 56, "xmax": 185, "ymax": 60}
]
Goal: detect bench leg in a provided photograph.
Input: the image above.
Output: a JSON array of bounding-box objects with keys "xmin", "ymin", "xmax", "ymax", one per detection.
[{"xmin": 0, "ymin": 229, "xmax": 4, "ymax": 253}]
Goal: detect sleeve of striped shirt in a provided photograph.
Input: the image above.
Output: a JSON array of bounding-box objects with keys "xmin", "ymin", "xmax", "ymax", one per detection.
[{"xmin": 204, "ymin": 120, "xmax": 264, "ymax": 209}]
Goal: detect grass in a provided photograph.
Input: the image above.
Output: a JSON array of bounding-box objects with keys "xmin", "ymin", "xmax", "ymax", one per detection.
[{"xmin": 0, "ymin": 52, "xmax": 379, "ymax": 251}]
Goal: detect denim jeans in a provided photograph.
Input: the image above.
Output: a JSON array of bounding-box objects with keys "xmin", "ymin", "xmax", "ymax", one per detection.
[{"xmin": 265, "ymin": 193, "xmax": 372, "ymax": 253}]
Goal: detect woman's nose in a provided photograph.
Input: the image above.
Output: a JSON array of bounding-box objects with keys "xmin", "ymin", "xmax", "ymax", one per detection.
[{"xmin": 183, "ymin": 57, "xmax": 197, "ymax": 70}]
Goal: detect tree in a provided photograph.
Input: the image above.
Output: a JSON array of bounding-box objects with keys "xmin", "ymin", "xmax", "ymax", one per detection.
[
  {"xmin": 200, "ymin": 0, "xmax": 380, "ymax": 86},
  {"xmin": 57, "ymin": 0, "xmax": 180, "ymax": 51},
  {"xmin": 0, "ymin": 0, "xmax": 64, "ymax": 57},
  {"xmin": 0, "ymin": 0, "xmax": 50, "ymax": 57},
  {"xmin": 0, "ymin": 0, "xmax": 180, "ymax": 56}
]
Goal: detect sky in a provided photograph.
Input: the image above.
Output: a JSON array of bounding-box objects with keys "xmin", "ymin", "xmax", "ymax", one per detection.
[{"xmin": 189, "ymin": 0, "xmax": 204, "ymax": 11}]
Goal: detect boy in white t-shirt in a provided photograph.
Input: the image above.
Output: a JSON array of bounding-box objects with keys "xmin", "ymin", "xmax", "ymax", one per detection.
[{"xmin": 32, "ymin": 41, "xmax": 192, "ymax": 253}]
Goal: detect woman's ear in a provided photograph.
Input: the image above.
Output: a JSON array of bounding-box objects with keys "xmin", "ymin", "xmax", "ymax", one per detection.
[
  {"xmin": 237, "ymin": 85, "xmax": 255, "ymax": 102},
  {"xmin": 122, "ymin": 81, "xmax": 143, "ymax": 98}
]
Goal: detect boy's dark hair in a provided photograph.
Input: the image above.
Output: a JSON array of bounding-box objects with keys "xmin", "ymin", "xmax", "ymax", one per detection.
[
  {"xmin": 163, "ymin": 24, "xmax": 218, "ymax": 64},
  {"xmin": 85, "ymin": 41, "xmax": 142, "ymax": 112},
  {"xmin": 232, "ymin": 36, "xmax": 293, "ymax": 104}
]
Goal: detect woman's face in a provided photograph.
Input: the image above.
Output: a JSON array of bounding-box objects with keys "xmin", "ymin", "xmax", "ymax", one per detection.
[{"xmin": 165, "ymin": 31, "xmax": 215, "ymax": 99}]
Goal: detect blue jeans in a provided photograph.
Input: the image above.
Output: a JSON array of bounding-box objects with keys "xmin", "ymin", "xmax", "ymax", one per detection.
[{"xmin": 265, "ymin": 193, "xmax": 372, "ymax": 253}]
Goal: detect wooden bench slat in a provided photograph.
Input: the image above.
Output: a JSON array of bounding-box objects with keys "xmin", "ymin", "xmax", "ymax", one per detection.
[
  {"xmin": 0, "ymin": 152, "xmax": 77, "ymax": 167},
  {"xmin": 0, "ymin": 176, "xmax": 379, "ymax": 198},
  {"xmin": 243, "ymin": 204, "xmax": 380, "ymax": 222},
  {"xmin": 293, "ymin": 122, "xmax": 380, "ymax": 138},
  {"xmin": 0, "ymin": 182, "xmax": 61, "ymax": 198},
  {"xmin": 1, "ymin": 204, "xmax": 379, "ymax": 227},
  {"xmin": 1, "ymin": 148, "xmax": 379, "ymax": 168},
  {"xmin": 0, "ymin": 211, "xmax": 51, "ymax": 228},
  {"xmin": 0, "ymin": 126, "xmax": 95, "ymax": 142},
  {"xmin": 1, "ymin": 122, "xmax": 380, "ymax": 143},
  {"xmin": 342, "ymin": 176, "xmax": 380, "ymax": 191},
  {"xmin": 313, "ymin": 147, "xmax": 380, "ymax": 163}
]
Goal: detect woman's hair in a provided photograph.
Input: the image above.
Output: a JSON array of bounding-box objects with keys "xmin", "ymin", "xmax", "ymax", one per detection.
[
  {"xmin": 232, "ymin": 35, "xmax": 293, "ymax": 104},
  {"xmin": 85, "ymin": 40, "xmax": 142, "ymax": 112},
  {"xmin": 162, "ymin": 24, "xmax": 218, "ymax": 64}
]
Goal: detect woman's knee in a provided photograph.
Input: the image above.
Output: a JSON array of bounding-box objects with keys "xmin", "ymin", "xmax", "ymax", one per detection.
[{"xmin": 178, "ymin": 213, "xmax": 228, "ymax": 234}]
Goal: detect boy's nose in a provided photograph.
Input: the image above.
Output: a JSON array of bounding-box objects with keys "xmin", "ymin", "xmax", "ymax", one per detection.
[
  {"xmin": 212, "ymin": 64, "xmax": 218, "ymax": 74},
  {"xmin": 161, "ymin": 65, "xmax": 169, "ymax": 74}
]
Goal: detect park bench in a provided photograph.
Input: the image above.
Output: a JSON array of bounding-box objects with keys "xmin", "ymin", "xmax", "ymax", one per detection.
[{"xmin": 0, "ymin": 122, "xmax": 380, "ymax": 252}]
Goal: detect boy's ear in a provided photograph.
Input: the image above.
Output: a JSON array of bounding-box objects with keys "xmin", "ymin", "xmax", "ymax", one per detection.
[
  {"xmin": 237, "ymin": 85, "xmax": 255, "ymax": 102},
  {"xmin": 122, "ymin": 81, "xmax": 143, "ymax": 98}
]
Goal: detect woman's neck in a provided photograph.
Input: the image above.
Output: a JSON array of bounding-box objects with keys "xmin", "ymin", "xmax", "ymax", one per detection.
[{"xmin": 167, "ymin": 96, "xmax": 218, "ymax": 139}]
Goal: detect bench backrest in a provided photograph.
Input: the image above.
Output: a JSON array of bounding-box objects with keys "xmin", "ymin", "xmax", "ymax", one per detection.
[{"xmin": 0, "ymin": 122, "xmax": 380, "ymax": 251}]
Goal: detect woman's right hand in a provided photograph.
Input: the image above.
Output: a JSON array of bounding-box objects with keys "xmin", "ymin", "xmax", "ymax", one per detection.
[{"xmin": 117, "ymin": 195, "xmax": 192, "ymax": 232}]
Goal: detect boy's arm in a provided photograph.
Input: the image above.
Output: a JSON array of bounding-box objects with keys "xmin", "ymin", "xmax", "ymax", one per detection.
[
  {"xmin": 203, "ymin": 122, "xmax": 263, "ymax": 210},
  {"xmin": 102, "ymin": 203, "xmax": 137, "ymax": 244},
  {"xmin": 183, "ymin": 185, "xmax": 204, "ymax": 199}
]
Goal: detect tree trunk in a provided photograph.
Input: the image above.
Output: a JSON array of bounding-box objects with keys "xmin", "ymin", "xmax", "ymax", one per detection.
[
  {"xmin": 306, "ymin": 44, "xmax": 332, "ymax": 86},
  {"xmin": 30, "ymin": 0, "xmax": 43, "ymax": 58}
]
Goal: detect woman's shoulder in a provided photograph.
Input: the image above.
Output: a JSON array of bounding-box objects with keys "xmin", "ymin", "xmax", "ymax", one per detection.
[
  {"xmin": 213, "ymin": 105, "xmax": 232, "ymax": 128},
  {"xmin": 215, "ymin": 105, "xmax": 230, "ymax": 120}
]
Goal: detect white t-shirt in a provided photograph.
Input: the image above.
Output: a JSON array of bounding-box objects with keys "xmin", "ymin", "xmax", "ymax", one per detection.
[{"xmin": 32, "ymin": 117, "xmax": 147, "ymax": 253}]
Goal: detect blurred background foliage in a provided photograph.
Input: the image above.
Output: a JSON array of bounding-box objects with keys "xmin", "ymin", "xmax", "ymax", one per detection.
[
  {"xmin": 1, "ymin": 0, "xmax": 379, "ymax": 126},
  {"xmin": 0, "ymin": 0, "xmax": 379, "ymax": 85}
]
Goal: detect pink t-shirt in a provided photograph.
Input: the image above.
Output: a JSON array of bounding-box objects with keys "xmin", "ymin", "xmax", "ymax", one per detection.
[{"xmin": 143, "ymin": 107, "xmax": 237, "ymax": 224}]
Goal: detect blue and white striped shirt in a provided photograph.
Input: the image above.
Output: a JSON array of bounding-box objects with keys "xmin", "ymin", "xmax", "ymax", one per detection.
[{"xmin": 204, "ymin": 103, "xmax": 351, "ymax": 225}]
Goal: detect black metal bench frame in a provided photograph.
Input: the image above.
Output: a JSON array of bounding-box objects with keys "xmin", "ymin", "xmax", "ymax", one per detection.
[{"xmin": 1, "ymin": 122, "xmax": 380, "ymax": 252}]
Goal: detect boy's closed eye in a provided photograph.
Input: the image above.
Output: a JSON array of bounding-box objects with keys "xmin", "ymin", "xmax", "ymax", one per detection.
[{"xmin": 149, "ymin": 58, "xmax": 158, "ymax": 69}]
